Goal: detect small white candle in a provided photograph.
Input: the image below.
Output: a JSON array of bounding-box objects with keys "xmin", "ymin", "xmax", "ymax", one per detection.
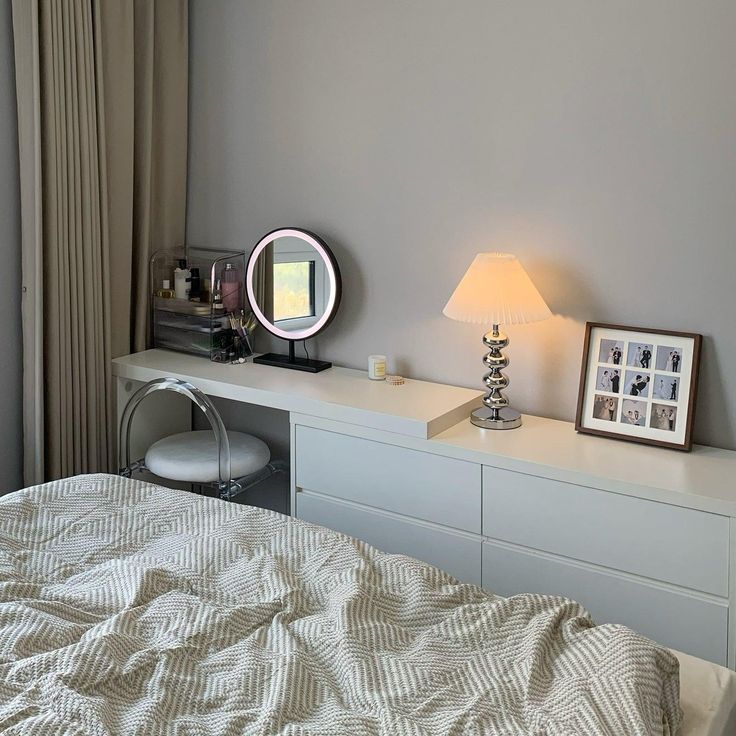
[{"xmin": 368, "ymin": 355, "xmax": 387, "ymax": 380}]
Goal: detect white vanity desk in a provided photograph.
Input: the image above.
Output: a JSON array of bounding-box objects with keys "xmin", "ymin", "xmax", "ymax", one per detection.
[{"xmin": 113, "ymin": 349, "xmax": 736, "ymax": 668}]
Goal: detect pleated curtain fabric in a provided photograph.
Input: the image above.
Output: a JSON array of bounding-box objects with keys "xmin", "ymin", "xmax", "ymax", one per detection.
[
  {"xmin": 130, "ymin": 1, "xmax": 189, "ymax": 354},
  {"xmin": 39, "ymin": 0, "xmax": 112, "ymax": 480},
  {"xmin": 12, "ymin": 0, "xmax": 188, "ymax": 484}
]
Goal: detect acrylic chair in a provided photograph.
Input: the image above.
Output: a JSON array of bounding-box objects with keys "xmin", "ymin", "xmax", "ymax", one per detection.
[{"xmin": 118, "ymin": 377, "xmax": 285, "ymax": 500}]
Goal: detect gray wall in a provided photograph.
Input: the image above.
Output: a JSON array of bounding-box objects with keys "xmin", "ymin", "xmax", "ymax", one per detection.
[
  {"xmin": 0, "ymin": 0, "xmax": 23, "ymax": 491},
  {"xmin": 188, "ymin": 0, "xmax": 736, "ymax": 450}
]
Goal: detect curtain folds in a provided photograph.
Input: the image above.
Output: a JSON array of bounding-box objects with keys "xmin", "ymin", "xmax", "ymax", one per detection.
[
  {"xmin": 12, "ymin": 0, "xmax": 188, "ymax": 484},
  {"xmin": 131, "ymin": 0, "xmax": 188, "ymax": 353}
]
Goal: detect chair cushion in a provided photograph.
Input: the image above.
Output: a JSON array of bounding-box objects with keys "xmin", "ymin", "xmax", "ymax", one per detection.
[{"xmin": 145, "ymin": 430, "xmax": 271, "ymax": 483}]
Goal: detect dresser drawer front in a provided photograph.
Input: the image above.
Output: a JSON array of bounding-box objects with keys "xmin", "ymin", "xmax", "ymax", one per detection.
[
  {"xmin": 297, "ymin": 491, "xmax": 482, "ymax": 584},
  {"xmin": 482, "ymin": 541, "xmax": 728, "ymax": 665},
  {"xmin": 482, "ymin": 466, "xmax": 729, "ymax": 597},
  {"xmin": 296, "ymin": 425, "xmax": 481, "ymax": 532}
]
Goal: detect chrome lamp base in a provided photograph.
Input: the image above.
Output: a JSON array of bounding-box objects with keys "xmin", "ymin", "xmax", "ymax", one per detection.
[
  {"xmin": 472, "ymin": 324, "xmax": 522, "ymax": 430},
  {"xmin": 470, "ymin": 406, "xmax": 522, "ymax": 430}
]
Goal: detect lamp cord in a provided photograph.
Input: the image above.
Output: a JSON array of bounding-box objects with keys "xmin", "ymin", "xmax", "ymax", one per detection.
[{"xmin": 303, "ymin": 340, "xmax": 310, "ymax": 361}]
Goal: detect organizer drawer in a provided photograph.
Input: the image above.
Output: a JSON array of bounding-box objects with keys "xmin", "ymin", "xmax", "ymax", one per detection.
[
  {"xmin": 297, "ymin": 491, "xmax": 482, "ymax": 584},
  {"xmin": 295, "ymin": 425, "xmax": 481, "ymax": 532},
  {"xmin": 482, "ymin": 541, "xmax": 728, "ymax": 665},
  {"xmin": 482, "ymin": 466, "xmax": 729, "ymax": 597}
]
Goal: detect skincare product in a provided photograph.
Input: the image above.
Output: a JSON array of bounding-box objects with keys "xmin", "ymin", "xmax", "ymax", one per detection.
[
  {"xmin": 187, "ymin": 268, "xmax": 202, "ymax": 301},
  {"xmin": 156, "ymin": 279, "xmax": 175, "ymax": 298},
  {"xmin": 221, "ymin": 263, "xmax": 241, "ymax": 312},
  {"xmin": 368, "ymin": 355, "xmax": 387, "ymax": 380},
  {"xmin": 212, "ymin": 279, "xmax": 224, "ymax": 311},
  {"xmin": 174, "ymin": 259, "xmax": 190, "ymax": 299}
]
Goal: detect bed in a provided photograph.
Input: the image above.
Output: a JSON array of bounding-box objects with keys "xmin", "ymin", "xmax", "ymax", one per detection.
[
  {"xmin": 0, "ymin": 474, "xmax": 729, "ymax": 735},
  {"xmin": 676, "ymin": 650, "xmax": 736, "ymax": 736}
]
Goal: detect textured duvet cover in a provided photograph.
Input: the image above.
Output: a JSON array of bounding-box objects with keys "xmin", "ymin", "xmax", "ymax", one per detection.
[{"xmin": 0, "ymin": 474, "xmax": 680, "ymax": 735}]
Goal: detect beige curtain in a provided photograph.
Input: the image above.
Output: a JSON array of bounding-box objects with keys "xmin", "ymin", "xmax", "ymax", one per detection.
[{"xmin": 12, "ymin": 0, "xmax": 188, "ymax": 484}]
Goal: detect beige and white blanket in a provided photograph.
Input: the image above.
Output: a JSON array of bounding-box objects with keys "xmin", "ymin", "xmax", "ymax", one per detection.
[{"xmin": 0, "ymin": 474, "xmax": 681, "ymax": 735}]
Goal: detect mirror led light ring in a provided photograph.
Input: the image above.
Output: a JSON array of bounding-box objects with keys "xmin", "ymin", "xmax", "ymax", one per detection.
[{"xmin": 246, "ymin": 228, "xmax": 341, "ymax": 341}]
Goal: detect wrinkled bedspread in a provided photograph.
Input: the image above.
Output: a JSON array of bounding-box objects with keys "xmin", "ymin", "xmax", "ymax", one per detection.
[{"xmin": 0, "ymin": 474, "xmax": 681, "ymax": 735}]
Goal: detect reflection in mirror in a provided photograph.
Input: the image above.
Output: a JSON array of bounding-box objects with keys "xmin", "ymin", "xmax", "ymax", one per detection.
[
  {"xmin": 269, "ymin": 236, "xmax": 325, "ymax": 330},
  {"xmin": 246, "ymin": 228, "xmax": 341, "ymax": 373}
]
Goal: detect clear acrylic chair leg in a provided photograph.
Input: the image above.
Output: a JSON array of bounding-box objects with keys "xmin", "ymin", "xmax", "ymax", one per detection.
[{"xmin": 118, "ymin": 377, "xmax": 232, "ymax": 494}]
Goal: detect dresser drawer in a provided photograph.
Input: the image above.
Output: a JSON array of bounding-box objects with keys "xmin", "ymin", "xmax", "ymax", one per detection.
[
  {"xmin": 482, "ymin": 466, "xmax": 729, "ymax": 597},
  {"xmin": 297, "ymin": 491, "xmax": 482, "ymax": 584},
  {"xmin": 295, "ymin": 425, "xmax": 481, "ymax": 532},
  {"xmin": 482, "ymin": 541, "xmax": 728, "ymax": 665}
]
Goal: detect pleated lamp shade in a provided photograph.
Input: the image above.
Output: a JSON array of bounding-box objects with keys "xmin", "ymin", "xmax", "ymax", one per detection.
[{"xmin": 443, "ymin": 252, "xmax": 552, "ymax": 325}]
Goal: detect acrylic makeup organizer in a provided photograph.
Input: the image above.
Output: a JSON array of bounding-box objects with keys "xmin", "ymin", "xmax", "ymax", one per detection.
[{"xmin": 150, "ymin": 247, "xmax": 252, "ymax": 363}]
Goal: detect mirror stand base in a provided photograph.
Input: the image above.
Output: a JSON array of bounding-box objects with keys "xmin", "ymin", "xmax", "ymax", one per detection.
[{"xmin": 253, "ymin": 352, "xmax": 332, "ymax": 373}]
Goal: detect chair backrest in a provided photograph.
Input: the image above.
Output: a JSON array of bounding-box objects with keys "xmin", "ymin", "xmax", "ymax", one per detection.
[{"xmin": 119, "ymin": 377, "xmax": 231, "ymax": 487}]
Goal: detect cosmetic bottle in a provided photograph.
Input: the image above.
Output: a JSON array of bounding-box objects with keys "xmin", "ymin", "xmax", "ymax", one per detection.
[
  {"xmin": 221, "ymin": 263, "xmax": 241, "ymax": 312},
  {"xmin": 212, "ymin": 279, "xmax": 224, "ymax": 312},
  {"xmin": 156, "ymin": 279, "xmax": 175, "ymax": 298},
  {"xmin": 174, "ymin": 259, "xmax": 190, "ymax": 299},
  {"xmin": 187, "ymin": 268, "xmax": 202, "ymax": 301}
]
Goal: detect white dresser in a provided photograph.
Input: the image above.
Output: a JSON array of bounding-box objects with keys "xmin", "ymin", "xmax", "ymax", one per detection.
[
  {"xmin": 291, "ymin": 413, "xmax": 736, "ymax": 668},
  {"xmin": 113, "ymin": 350, "xmax": 736, "ymax": 668}
]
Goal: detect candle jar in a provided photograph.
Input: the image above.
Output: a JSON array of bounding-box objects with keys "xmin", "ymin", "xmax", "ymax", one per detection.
[{"xmin": 368, "ymin": 355, "xmax": 387, "ymax": 380}]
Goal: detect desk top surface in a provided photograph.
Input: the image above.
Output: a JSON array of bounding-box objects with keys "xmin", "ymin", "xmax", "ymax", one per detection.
[
  {"xmin": 112, "ymin": 349, "xmax": 482, "ymax": 439},
  {"xmin": 114, "ymin": 350, "xmax": 736, "ymax": 516},
  {"xmin": 429, "ymin": 414, "xmax": 736, "ymax": 516}
]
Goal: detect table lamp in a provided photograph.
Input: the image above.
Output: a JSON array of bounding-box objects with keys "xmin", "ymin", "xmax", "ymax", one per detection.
[{"xmin": 443, "ymin": 252, "xmax": 552, "ymax": 430}]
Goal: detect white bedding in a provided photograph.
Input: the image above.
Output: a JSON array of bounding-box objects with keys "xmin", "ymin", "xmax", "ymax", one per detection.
[
  {"xmin": 677, "ymin": 650, "xmax": 736, "ymax": 736},
  {"xmin": 0, "ymin": 474, "xmax": 683, "ymax": 735}
]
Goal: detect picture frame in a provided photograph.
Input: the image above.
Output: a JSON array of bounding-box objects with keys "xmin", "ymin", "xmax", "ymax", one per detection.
[{"xmin": 575, "ymin": 322, "xmax": 702, "ymax": 451}]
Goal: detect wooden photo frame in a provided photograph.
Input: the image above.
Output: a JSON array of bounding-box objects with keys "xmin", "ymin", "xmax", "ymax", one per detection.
[{"xmin": 575, "ymin": 322, "xmax": 702, "ymax": 451}]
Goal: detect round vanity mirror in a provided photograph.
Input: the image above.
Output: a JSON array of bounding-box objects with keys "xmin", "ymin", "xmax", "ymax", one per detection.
[{"xmin": 245, "ymin": 228, "xmax": 341, "ymax": 372}]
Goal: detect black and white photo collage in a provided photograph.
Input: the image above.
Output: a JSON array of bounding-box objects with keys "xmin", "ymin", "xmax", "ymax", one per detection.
[{"xmin": 592, "ymin": 338, "xmax": 683, "ymax": 432}]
